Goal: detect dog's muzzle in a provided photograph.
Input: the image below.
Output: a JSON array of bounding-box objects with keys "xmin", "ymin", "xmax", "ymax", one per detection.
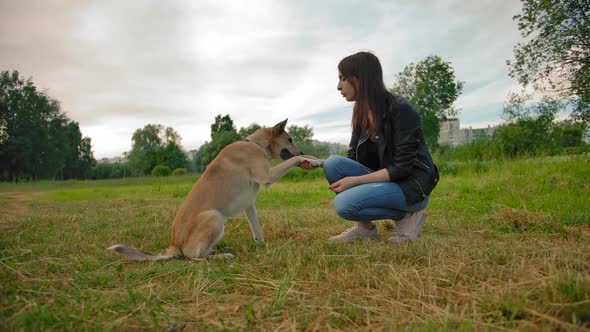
[{"xmin": 280, "ymin": 149, "xmax": 303, "ymax": 160}]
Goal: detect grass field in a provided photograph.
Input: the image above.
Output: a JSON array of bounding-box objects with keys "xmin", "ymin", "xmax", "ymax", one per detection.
[{"xmin": 1, "ymin": 155, "xmax": 589, "ymax": 331}]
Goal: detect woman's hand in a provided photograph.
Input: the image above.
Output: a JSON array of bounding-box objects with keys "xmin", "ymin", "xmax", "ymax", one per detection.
[
  {"xmin": 329, "ymin": 176, "xmax": 360, "ymax": 193},
  {"xmin": 328, "ymin": 169, "xmax": 389, "ymax": 193}
]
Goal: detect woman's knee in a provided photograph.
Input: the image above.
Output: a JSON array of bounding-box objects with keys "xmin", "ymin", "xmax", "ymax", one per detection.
[
  {"xmin": 323, "ymin": 155, "xmax": 347, "ymax": 181},
  {"xmin": 323, "ymin": 155, "xmax": 346, "ymax": 170},
  {"xmin": 332, "ymin": 194, "xmax": 357, "ymax": 220}
]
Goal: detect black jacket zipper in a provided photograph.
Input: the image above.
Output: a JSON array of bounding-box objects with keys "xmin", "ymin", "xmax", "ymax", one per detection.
[
  {"xmin": 410, "ymin": 176, "xmax": 427, "ymax": 199},
  {"xmin": 415, "ymin": 159, "xmax": 431, "ymax": 170},
  {"xmin": 355, "ymin": 135, "xmax": 369, "ymax": 160}
]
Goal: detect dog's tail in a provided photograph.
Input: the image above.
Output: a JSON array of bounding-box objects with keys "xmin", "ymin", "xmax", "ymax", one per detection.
[{"xmin": 107, "ymin": 244, "xmax": 180, "ymax": 262}]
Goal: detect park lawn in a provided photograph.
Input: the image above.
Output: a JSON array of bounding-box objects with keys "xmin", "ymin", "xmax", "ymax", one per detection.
[{"xmin": 0, "ymin": 155, "xmax": 589, "ymax": 331}]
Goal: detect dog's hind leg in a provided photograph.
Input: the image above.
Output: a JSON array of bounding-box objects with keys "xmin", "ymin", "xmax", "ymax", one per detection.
[
  {"xmin": 245, "ymin": 204, "xmax": 264, "ymax": 243},
  {"xmin": 182, "ymin": 210, "xmax": 229, "ymax": 260}
]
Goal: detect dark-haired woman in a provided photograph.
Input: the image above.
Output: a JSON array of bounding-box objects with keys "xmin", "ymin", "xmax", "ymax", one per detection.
[{"xmin": 321, "ymin": 51, "xmax": 439, "ymax": 243}]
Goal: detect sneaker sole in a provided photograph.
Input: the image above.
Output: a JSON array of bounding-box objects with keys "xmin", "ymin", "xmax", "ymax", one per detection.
[{"xmin": 328, "ymin": 234, "xmax": 378, "ymax": 242}]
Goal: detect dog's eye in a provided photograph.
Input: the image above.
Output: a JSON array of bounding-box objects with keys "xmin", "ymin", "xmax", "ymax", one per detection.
[{"xmin": 288, "ymin": 138, "xmax": 293, "ymax": 143}]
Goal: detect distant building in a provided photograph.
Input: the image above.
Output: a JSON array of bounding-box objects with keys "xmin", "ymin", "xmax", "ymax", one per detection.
[
  {"xmin": 439, "ymin": 118, "xmax": 462, "ymax": 146},
  {"xmin": 98, "ymin": 156, "xmax": 128, "ymax": 164},
  {"xmin": 439, "ymin": 118, "xmax": 498, "ymax": 146}
]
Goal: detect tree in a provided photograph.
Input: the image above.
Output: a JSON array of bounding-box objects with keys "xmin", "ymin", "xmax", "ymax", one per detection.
[
  {"xmin": 210, "ymin": 114, "xmax": 236, "ymax": 139},
  {"xmin": 552, "ymin": 120, "xmax": 587, "ymax": 148},
  {"xmin": 128, "ymin": 124, "xmax": 164, "ymax": 175},
  {"xmin": 192, "ymin": 142, "xmax": 209, "ymax": 173},
  {"xmin": 193, "ymin": 114, "xmax": 242, "ymax": 172},
  {"xmin": 164, "ymin": 127, "xmax": 181, "ymax": 146},
  {"xmin": 391, "ymin": 55, "xmax": 464, "ymax": 148},
  {"xmin": 159, "ymin": 141, "xmax": 189, "ymax": 171},
  {"xmin": 196, "ymin": 130, "xmax": 241, "ymax": 170},
  {"xmin": 508, "ymin": 0, "xmax": 590, "ymax": 124},
  {"xmin": 1, "ymin": 71, "xmax": 59, "ymax": 180},
  {"xmin": 287, "ymin": 125, "xmax": 313, "ymax": 144},
  {"xmin": 495, "ymin": 92, "xmax": 564, "ymax": 156},
  {"xmin": 127, "ymin": 124, "xmax": 188, "ymax": 175},
  {"xmin": 89, "ymin": 162, "xmax": 130, "ymax": 180},
  {"xmin": 77, "ymin": 137, "xmax": 96, "ymax": 178},
  {"xmin": 57, "ymin": 121, "xmax": 96, "ymax": 180},
  {"xmin": 0, "ymin": 70, "xmax": 96, "ymax": 181},
  {"xmin": 238, "ymin": 123, "xmax": 262, "ymax": 139},
  {"xmin": 286, "ymin": 124, "xmax": 315, "ymax": 155},
  {"xmin": 0, "ymin": 107, "xmax": 8, "ymax": 145}
]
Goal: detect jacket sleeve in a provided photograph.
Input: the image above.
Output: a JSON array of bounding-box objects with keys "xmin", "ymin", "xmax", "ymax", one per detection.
[
  {"xmin": 385, "ymin": 102, "xmax": 421, "ymax": 182},
  {"xmin": 346, "ymin": 127, "xmax": 360, "ymax": 160}
]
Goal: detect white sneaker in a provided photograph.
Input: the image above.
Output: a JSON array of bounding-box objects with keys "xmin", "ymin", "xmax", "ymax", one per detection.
[
  {"xmin": 328, "ymin": 224, "xmax": 378, "ymax": 242},
  {"xmin": 389, "ymin": 211, "xmax": 426, "ymax": 244}
]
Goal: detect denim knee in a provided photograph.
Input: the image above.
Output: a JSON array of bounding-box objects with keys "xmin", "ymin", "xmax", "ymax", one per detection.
[
  {"xmin": 323, "ymin": 155, "xmax": 346, "ymax": 183},
  {"xmin": 332, "ymin": 194, "xmax": 357, "ymax": 220}
]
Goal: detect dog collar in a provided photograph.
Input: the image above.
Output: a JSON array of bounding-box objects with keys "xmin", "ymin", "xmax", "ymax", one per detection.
[{"xmin": 244, "ymin": 138, "xmax": 269, "ymax": 155}]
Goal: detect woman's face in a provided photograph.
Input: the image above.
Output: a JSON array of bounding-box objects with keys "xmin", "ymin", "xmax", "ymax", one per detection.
[{"xmin": 337, "ymin": 71, "xmax": 356, "ymax": 102}]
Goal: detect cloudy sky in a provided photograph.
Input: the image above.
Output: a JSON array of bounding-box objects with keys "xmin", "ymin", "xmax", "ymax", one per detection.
[{"xmin": 1, "ymin": 0, "xmax": 524, "ymax": 159}]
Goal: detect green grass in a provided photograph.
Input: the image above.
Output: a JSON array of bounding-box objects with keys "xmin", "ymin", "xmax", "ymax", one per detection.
[{"xmin": 1, "ymin": 155, "xmax": 589, "ymax": 330}]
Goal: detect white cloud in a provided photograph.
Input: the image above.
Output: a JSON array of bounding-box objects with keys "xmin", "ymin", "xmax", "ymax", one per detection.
[{"xmin": 1, "ymin": 0, "xmax": 526, "ymax": 158}]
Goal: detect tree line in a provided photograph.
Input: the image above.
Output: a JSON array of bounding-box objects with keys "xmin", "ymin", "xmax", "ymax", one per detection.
[
  {"xmin": 0, "ymin": 70, "xmax": 337, "ymax": 181},
  {"xmin": 90, "ymin": 114, "xmax": 339, "ymax": 179},
  {"xmin": 0, "ymin": 71, "xmax": 95, "ymax": 182},
  {"xmin": 439, "ymin": 95, "xmax": 588, "ymax": 162},
  {"xmin": 191, "ymin": 114, "xmax": 337, "ymax": 173}
]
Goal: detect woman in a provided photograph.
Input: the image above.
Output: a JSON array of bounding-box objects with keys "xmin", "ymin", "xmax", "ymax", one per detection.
[{"xmin": 319, "ymin": 51, "xmax": 439, "ymax": 243}]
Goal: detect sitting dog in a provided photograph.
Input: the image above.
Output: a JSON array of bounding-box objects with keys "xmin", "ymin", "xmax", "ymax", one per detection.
[{"xmin": 108, "ymin": 119, "xmax": 322, "ymax": 260}]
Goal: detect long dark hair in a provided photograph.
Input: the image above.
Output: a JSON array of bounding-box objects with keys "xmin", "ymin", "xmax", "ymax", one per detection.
[{"xmin": 338, "ymin": 51, "xmax": 388, "ymax": 136}]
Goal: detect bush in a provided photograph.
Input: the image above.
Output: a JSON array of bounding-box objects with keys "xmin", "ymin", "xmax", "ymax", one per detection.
[
  {"xmin": 89, "ymin": 163, "xmax": 132, "ymax": 180},
  {"xmin": 151, "ymin": 165, "xmax": 171, "ymax": 177},
  {"xmin": 172, "ymin": 168, "xmax": 187, "ymax": 176},
  {"xmin": 435, "ymin": 160, "xmax": 492, "ymax": 176}
]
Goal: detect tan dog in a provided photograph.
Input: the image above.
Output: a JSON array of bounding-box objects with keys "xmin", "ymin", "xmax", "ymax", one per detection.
[{"xmin": 107, "ymin": 119, "xmax": 322, "ymax": 260}]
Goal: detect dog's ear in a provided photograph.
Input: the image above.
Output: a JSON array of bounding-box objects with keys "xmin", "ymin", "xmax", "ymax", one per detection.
[{"xmin": 272, "ymin": 119, "xmax": 288, "ymax": 136}]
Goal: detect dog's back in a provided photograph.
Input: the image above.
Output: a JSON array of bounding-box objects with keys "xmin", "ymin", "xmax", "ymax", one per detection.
[{"xmin": 179, "ymin": 141, "xmax": 268, "ymax": 216}]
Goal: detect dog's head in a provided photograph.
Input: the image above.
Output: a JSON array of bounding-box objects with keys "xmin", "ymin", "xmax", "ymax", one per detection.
[{"xmin": 248, "ymin": 119, "xmax": 304, "ymax": 160}]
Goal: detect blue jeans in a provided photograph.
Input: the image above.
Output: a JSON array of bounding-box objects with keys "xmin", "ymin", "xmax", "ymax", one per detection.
[{"xmin": 323, "ymin": 155, "xmax": 429, "ymax": 222}]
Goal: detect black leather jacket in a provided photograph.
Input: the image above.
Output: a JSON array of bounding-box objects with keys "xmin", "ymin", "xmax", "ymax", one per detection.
[{"xmin": 347, "ymin": 93, "xmax": 440, "ymax": 205}]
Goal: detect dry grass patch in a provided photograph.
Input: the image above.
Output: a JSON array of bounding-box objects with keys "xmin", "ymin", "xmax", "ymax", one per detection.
[
  {"xmin": 493, "ymin": 206, "xmax": 567, "ymax": 234},
  {"xmin": 0, "ymin": 191, "xmax": 40, "ymax": 223}
]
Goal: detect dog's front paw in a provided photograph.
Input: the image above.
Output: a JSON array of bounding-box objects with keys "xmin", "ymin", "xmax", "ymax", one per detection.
[
  {"xmin": 309, "ymin": 159, "xmax": 323, "ymax": 168},
  {"xmin": 254, "ymin": 238, "xmax": 265, "ymax": 244},
  {"xmin": 299, "ymin": 158, "xmax": 323, "ymax": 169}
]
